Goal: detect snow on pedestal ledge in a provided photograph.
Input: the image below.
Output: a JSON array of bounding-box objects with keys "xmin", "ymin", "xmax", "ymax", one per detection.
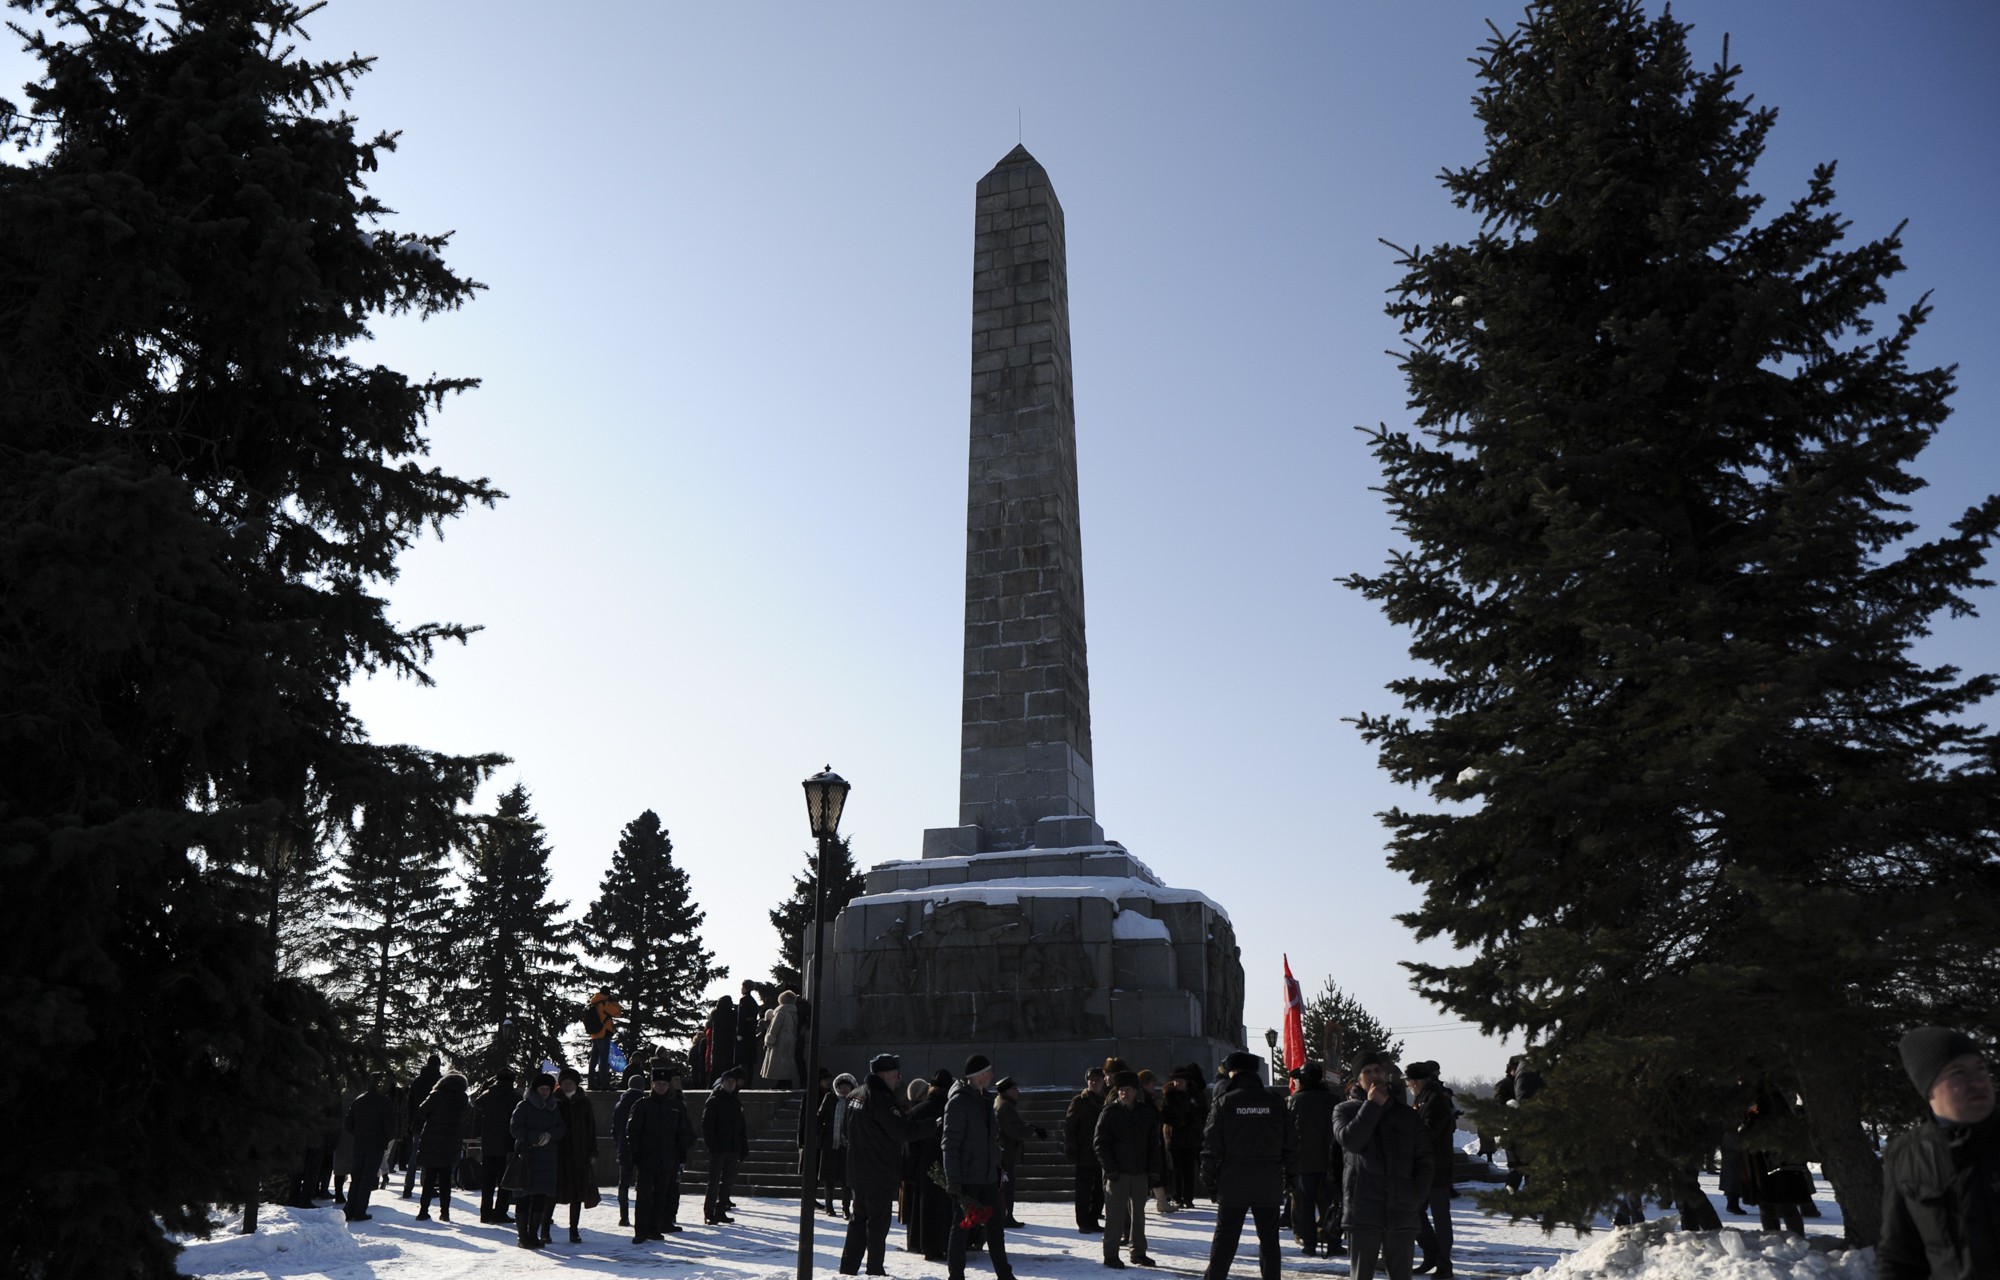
[{"xmin": 1112, "ymin": 908, "xmax": 1172, "ymax": 940}]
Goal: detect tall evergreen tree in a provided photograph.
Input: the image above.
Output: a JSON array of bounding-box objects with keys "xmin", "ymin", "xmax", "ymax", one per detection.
[
  {"xmin": 0, "ymin": 2, "xmax": 497, "ymax": 1275},
  {"xmin": 1346, "ymin": 0, "xmax": 1999, "ymax": 1244},
  {"xmin": 580, "ymin": 808, "xmax": 727, "ymax": 1056},
  {"xmin": 320, "ymin": 747, "xmax": 500, "ymax": 1075},
  {"xmin": 448, "ymin": 784, "xmax": 579, "ymax": 1074},
  {"xmin": 1299, "ymin": 977, "xmax": 1404, "ymax": 1075},
  {"xmin": 768, "ymin": 833, "xmax": 865, "ymax": 991}
]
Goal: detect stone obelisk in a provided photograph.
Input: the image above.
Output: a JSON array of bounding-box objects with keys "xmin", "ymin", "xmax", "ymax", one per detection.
[
  {"xmin": 949, "ymin": 145, "xmax": 1094, "ymax": 854},
  {"xmin": 818, "ymin": 147, "xmax": 1246, "ymax": 1087}
]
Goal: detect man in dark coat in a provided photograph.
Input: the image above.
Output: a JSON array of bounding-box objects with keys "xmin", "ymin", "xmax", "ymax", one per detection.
[
  {"xmin": 1064, "ymin": 1067, "xmax": 1108, "ymax": 1234},
  {"xmin": 735, "ymin": 982, "xmax": 763, "ymax": 1085},
  {"xmin": 626, "ymin": 1063, "xmax": 696, "ymax": 1243},
  {"xmin": 1406, "ymin": 1061, "xmax": 1457, "ymax": 1278},
  {"xmin": 343, "ymin": 1075, "xmax": 395, "ymax": 1222},
  {"xmin": 1288, "ymin": 1062, "xmax": 1338, "ymax": 1257},
  {"xmin": 1879, "ymin": 1027, "xmax": 1997, "ymax": 1280},
  {"xmin": 1095, "ymin": 1070, "xmax": 1163, "ymax": 1268},
  {"xmin": 703, "ymin": 1066, "xmax": 749, "ymax": 1224},
  {"xmin": 1334, "ymin": 1052, "xmax": 1432, "ymax": 1280},
  {"xmin": 402, "ymin": 1050, "xmax": 442, "ymax": 1195},
  {"xmin": 509, "ymin": 1073, "xmax": 565, "ymax": 1251},
  {"xmin": 943, "ymin": 1055, "xmax": 1014, "ymax": 1280},
  {"xmin": 474, "ymin": 1069, "xmax": 520, "ymax": 1224},
  {"xmin": 554, "ymin": 1067, "xmax": 598, "ymax": 1244},
  {"xmin": 1201, "ymin": 1052, "xmax": 1294, "ymax": 1280},
  {"xmin": 841, "ymin": 1054, "xmax": 923, "ymax": 1275}
]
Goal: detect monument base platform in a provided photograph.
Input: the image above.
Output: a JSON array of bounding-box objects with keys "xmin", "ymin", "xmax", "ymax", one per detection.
[{"xmin": 821, "ymin": 839, "xmax": 1247, "ymax": 1087}]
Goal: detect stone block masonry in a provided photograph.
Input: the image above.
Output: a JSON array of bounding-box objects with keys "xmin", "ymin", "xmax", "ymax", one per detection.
[{"xmin": 958, "ymin": 145, "xmax": 1094, "ymax": 851}]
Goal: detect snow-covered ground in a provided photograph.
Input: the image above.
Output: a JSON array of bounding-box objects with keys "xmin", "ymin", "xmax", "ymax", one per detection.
[{"xmin": 173, "ymin": 1170, "xmax": 1870, "ymax": 1279}]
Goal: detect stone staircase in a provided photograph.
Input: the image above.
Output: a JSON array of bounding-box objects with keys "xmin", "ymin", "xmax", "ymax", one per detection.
[
  {"xmin": 478, "ymin": 1086, "xmax": 1086, "ymax": 1203},
  {"xmin": 675, "ymin": 1089, "xmax": 1083, "ymax": 1202},
  {"xmin": 683, "ymin": 1090, "xmax": 807, "ymax": 1195}
]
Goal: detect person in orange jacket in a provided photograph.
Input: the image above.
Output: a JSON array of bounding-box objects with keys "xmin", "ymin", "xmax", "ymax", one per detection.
[{"xmin": 585, "ymin": 991, "xmax": 624, "ymax": 1088}]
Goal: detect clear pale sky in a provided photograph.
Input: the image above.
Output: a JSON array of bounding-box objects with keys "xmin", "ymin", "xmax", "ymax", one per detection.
[{"xmin": 12, "ymin": 2, "xmax": 1993, "ymax": 1082}]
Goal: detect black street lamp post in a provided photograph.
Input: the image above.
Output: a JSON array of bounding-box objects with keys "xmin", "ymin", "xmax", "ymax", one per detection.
[{"xmin": 796, "ymin": 766, "xmax": 850, "ymax": 1280}]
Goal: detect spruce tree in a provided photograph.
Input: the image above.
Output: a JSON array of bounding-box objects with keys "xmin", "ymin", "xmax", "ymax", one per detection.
[
  {"xmin": 579, "ymin": 808, "xmax": 727, "ymax": 1057},
  {"xmin": 1299, "ymin": 977, "xmax": 1404, "ymax": 1075},
  {"xmin": 448, "ymin": 784, "xmax": 580, "ymax": 1074},
  {"xmin": 0, "ymin": 2, "xmax": 497, "ymax": 1274},
  {"xmin": 1346, "ymin": 0, "xmax": 1999, "ymax": 1244},
  {"xmin": 768, "ymin": 833, "xmax": 866, "ymax": 990},
  {"xmin": 320, "ymin": 747, "xmax": 500, "ymax": 1075}
]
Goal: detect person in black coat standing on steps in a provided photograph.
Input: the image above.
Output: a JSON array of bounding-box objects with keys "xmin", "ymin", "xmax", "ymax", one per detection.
[
  {"xmin": 626, "ymin": 1063, "xmax": 696, "ymax": 1243},
  {"xmin": 735, "ymin": 982, "xmax": 763, "ymax": 1085}
]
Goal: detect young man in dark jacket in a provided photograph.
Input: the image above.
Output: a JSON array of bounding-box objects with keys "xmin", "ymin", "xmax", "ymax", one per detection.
[
  {"xmin": 1334, "ymin": 1052, "xmax": 1432, "ymax": 1280},
  {"xmin": 1405, "ymin": 1061, "xmax": 1457, "ymax": 1278},
  {"xmin": 702, "ymin": 1066, "xmax": 749, "ymax": 1224},
  {"xmin": 1201, "ymin": 1052, "xmax": 1294, "ymax": 1280},
  {"xmin": 1095, "ymin": 1070, "xmax": 1164, "ymax": 1268},
  {"xmin": 1065, "ymin": 1067, "xmax": 1108, "ymax": 1233},
  {"xmin": 1287, "ymin": 1062, "xmax": 1338, "ymax": 1257},
  {"xmin": 943, "ymin": 1056, "xmax": 1013, "ymax": 1280},
  {"xmin": 841, "ymin": 1054, "xmax": 924, "ymax": 1276},
  {"xmin": 626, "ymin": 1064, "xmax": 696, "ymax": 1243},
  {"xmin": 1879, "ymin": 1027, "xmax": 1997, "ymax": 1280}
]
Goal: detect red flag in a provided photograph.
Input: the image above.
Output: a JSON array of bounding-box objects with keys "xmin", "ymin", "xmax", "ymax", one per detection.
[{"xmin": 1281, "ymin": 954, "xmax": 1306, "ymax": 1091}]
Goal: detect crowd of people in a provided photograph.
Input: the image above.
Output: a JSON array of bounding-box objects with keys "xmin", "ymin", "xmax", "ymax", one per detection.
[{"xmin": 302, "ymin": 1020, "xmax": 1992, "ymax": 1280}]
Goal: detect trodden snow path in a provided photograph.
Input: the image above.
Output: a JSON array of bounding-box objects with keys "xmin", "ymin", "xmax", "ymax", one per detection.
[{"xmin": 173, "ymin": 1171, "xmax": 1860, "ymax": 1279}]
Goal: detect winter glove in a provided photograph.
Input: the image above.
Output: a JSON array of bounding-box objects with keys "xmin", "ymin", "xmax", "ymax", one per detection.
[
  {"xmin": 1033, "ymin": 1124, "xmax": 1048, "ymax": 1140},
  {"xmin": 946, "ymin": 1179, "xmax": 962, "ymax": 1198},
  {"xmin": 534, "ymin": 1132, "xmax": 551, "ymax": 1147}
]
